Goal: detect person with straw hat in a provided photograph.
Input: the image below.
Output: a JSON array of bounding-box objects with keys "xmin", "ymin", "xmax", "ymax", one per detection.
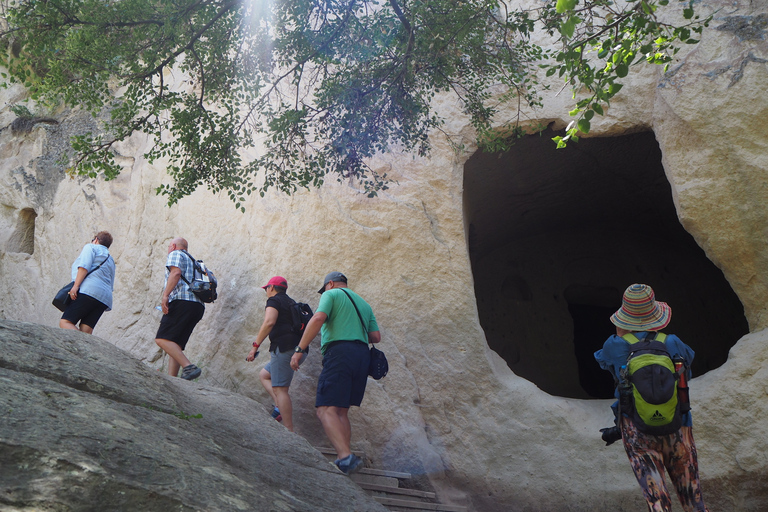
[{"xmin": 595, "ymin": 284, "xmax": 709, "ymax": 512}]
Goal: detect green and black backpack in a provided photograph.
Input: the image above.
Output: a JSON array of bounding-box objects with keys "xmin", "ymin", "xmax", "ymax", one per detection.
[{"xmin": 621, "ymin": 332, "xmax": 683, "ymax": 436}]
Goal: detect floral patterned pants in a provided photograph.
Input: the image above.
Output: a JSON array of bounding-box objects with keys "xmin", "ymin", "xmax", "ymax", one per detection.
[{"xmin": 620, "ymin": 416, "xmax": 709, "ymax": 512}]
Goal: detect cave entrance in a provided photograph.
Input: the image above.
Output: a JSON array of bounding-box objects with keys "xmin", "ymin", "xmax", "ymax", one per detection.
[{"xmin": 464, "ymin": 129, "xmax": 748, "ymax": 399}]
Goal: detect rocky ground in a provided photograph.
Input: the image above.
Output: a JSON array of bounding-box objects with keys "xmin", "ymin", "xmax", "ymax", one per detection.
[{"xmin": 0, "ymin": 319, "xmax": 387, "ymax": 512}]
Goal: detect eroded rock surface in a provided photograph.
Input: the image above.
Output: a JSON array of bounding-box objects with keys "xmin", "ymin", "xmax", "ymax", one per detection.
[
  {"xmin": 1, "ymin": 0, "xmax": 767, "ymax": 510},
  {"xmin": 0, "ymin": 320, "xmax": 386, "ymax": 512}
]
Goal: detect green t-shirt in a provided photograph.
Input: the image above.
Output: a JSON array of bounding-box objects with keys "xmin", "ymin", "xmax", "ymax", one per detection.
[{"xmin": 317, "ymin": 288, "xmax": 379, "ymax": 354}]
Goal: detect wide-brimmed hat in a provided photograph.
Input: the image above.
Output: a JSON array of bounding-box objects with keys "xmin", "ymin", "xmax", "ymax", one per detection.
[
  {"xmin": 262, "ymin": 276, "xmax": 288, "ymax": 290},
  {"xmin": 610, "ymin": 284, "xmax": 671, "ymax": 331},
  {"xmin": 318, "ymin": 271, "xmax": 347, "ymax": 294}
]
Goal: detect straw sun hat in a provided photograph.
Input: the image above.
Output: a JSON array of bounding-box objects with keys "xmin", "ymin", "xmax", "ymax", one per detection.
[{"xmin": 610, "ymin": 284, "xmax": 671, "ymax": 331}]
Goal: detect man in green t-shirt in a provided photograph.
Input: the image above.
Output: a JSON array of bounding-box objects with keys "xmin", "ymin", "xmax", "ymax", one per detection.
[{"xmin": 290, "ymin": 271, "xmax": 381, "ymax": 475}]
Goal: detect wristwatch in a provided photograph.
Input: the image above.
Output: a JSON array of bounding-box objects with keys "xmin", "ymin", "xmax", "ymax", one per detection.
[
  {"xmin": 252, "ymin": 342, "xmax": 260, "ymax": 348},
  {"xmin": 294, "ymin": 346, "xmax": 307, "ymax": 354}
]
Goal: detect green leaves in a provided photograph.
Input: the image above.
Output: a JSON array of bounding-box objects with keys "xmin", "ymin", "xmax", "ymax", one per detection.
[
  {"xmin": 0, "ymin": 0, "xmax": 711, "ymax": 205},
  {"xmin": 541, "ymin": 0, "xmax": 710, "ymax": 149},
  {"xmin": 556, "ymin": 0, "xmax": 578, "ymax": 14},
  {"xmin": 561, "ymin": 16, "xmax": 577, "ymax": 39}
]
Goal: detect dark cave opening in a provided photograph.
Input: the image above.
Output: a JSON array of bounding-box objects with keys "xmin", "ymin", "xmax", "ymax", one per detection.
[
  {"xmin": 464, "ymin": 129, "xmax": 749, "ymax": 399},
  {"xmin": 568, "ymin": 304, "xmax": 617, "ymax": 398}
]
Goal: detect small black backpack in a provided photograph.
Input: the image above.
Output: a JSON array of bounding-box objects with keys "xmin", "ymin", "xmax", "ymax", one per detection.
[{"xmin": 290, "ymin": 301, "xmax": 313, "ymax": 334}]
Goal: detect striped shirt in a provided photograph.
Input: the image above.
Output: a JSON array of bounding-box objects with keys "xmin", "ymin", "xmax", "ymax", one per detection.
[{"xmin": 165, "ymin": 250, "xmax": 202, "ymax": 304}]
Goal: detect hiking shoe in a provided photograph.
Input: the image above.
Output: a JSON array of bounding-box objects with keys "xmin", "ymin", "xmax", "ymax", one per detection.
[
  {"xmin": 180, "ymin": 364, "xmax": 202, "ymax": 380},
  {"xmin": 271, "ymin": 406, "xmax": 282, "ymax": 422},
  {"xmin": 335, "ymin": 454, "xmax": 363, "ymax": 475}
]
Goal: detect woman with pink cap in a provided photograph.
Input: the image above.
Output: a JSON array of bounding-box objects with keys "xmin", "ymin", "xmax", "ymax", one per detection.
[
  {"xmin": 595, "ymin": 284, "xmax": 709, "ymax": 512},
  {"xmin": 246, "ymin": 276, "xmax": 307, "ymax": 432}
]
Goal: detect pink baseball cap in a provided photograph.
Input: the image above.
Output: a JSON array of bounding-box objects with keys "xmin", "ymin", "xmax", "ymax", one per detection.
[{"xmin": 262, "ymin": 276, "xmax": 288, "ymax": 289}]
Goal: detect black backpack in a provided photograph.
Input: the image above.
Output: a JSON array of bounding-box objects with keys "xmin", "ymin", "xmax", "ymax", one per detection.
[
  {"xmin": 179, "ymin": 251, "xmax": 218, "ymax": 303},
  {"xmin": 290, "ymin": 301, "xmax": 313, "ymax": 334}
]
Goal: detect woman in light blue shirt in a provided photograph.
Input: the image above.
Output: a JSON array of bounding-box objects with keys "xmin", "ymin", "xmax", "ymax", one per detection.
[{"xmin": 59, "ymin": 231, "xmax": 116, "ymax": 334}]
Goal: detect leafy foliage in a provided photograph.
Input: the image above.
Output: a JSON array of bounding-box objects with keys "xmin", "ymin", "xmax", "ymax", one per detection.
[
  {"xmin": 0, "ymin": 0, "xmax": 709, "ymax": 206},
  {"xmin": 541, "ymin": 0, "xmax": 709, "ymax": 148}
]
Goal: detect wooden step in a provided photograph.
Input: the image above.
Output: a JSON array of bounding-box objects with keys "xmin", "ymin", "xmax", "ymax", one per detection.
[
  {"xmin": 312, "ymin": 446, "xmax": 464, "ymax": 512},
  {"xmin": 358, "ymin": 483, "xmax": 436, "ymax": 499},
  {"xmin": 373, "ymin": 497, "xmax": 468, "ymax": 512},
  {"xmin": 314, "ymin": 447, "xmax": 409, "ymax": 478},
  {"xmin": 316, "ymin": 447, "xmax": 366, "ymax": 458},
  {"xmin": 350, "ymin": 472, "xmax": 399, "ymax": 487},
  {"xmin": 358, "ymin": 467, "xmax": 411, "ymax": 479}
]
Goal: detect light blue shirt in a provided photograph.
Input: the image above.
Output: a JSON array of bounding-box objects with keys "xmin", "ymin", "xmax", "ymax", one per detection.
[{"xmin": 71, "ymin": 243, "xmax": 115, "ymax": 310}]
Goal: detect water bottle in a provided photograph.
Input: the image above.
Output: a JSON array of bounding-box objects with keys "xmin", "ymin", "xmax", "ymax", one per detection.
[{"xmin": 673, "ymin": 356, "xmax": 691, "ymax": 413}]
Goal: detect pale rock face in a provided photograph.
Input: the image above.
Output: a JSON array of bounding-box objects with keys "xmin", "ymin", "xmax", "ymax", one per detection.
[{"xmin": 1, "ymin": 0, "xmax": 767, "ymax": 510}]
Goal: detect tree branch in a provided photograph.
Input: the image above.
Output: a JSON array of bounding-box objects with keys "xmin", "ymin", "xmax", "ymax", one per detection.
[{"xmin": 133, "ymin": 0, "xmax": 240, "ymax": 80}]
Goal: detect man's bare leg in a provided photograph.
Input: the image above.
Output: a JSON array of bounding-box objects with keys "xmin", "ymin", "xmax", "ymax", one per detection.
[
  {"xmin": 317, "ymin": 405, "xmax": 352, "ymax": 459},
  {"xmin": 156, "ymin": 338, "xmax": 191, "ymax": 377}
]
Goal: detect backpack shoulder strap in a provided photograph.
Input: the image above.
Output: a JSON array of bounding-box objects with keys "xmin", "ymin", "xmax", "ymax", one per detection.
[
  {"xmin": 283, "ymin": 293, "xmax": 299, "ymax": 311},
  {"xmin": 622, "ymin": 332, "xmax": 667, "ymax": 344},
  {"xmin": 177, "ymin": 250, "xmax": 201, "ymax": 285},
  {"xmin": 180, "ymin": 250, "xmax": 200, "ymax": 267},
  {"xmin": 621, "ymin": 333, "xmax": 641, "ymax": 344}
]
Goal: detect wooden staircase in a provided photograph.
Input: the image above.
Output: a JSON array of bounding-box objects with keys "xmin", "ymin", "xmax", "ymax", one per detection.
[{"xmin": 317, "ymin": 448, "xmax": 468, "ymax": 512}]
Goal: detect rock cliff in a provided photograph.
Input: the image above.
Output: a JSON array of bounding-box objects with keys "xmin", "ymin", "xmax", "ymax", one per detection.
[{"xmin": 1, "ymin": 0, "xmax": 767, "ymax": 510}]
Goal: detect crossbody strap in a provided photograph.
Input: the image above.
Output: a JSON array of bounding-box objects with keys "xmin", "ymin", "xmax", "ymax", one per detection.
[
  {"xmin": 85, "ymin": 254, "xmax": 110, "ymax": 279},
  {"xmin": 340, "ymin": 288, "xmax": 368, "ymax": 341}
]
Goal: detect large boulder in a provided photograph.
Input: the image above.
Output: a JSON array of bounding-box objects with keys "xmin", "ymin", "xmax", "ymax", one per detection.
[{"xmin": 0, "ymin": 320, "xmax": 386, "ymax": 512}]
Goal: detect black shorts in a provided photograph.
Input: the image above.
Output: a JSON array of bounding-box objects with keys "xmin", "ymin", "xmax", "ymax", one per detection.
[
  {"xmin": 155, "ymin": 300, "xmax": 205, "ymax": 350},
  {"xmin": 316, "ymin": 341, "xmax": 370, "ymax": 408},
  {"xmin": 61, "ymin": 293, "xmax": 108, "ymax": 329}
]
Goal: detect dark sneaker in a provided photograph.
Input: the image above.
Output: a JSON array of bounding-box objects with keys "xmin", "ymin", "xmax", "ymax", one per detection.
[
  {"xmin": 180, "ymin": 364, "xmax": 202, "ymax": 380},
  {"xmin": 271, "ymin": 406, "xmax": 282, "ymax": 422},
  {"xmin": 335, "ymin": 454, "xmax": 363, "ymax": 475}
]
